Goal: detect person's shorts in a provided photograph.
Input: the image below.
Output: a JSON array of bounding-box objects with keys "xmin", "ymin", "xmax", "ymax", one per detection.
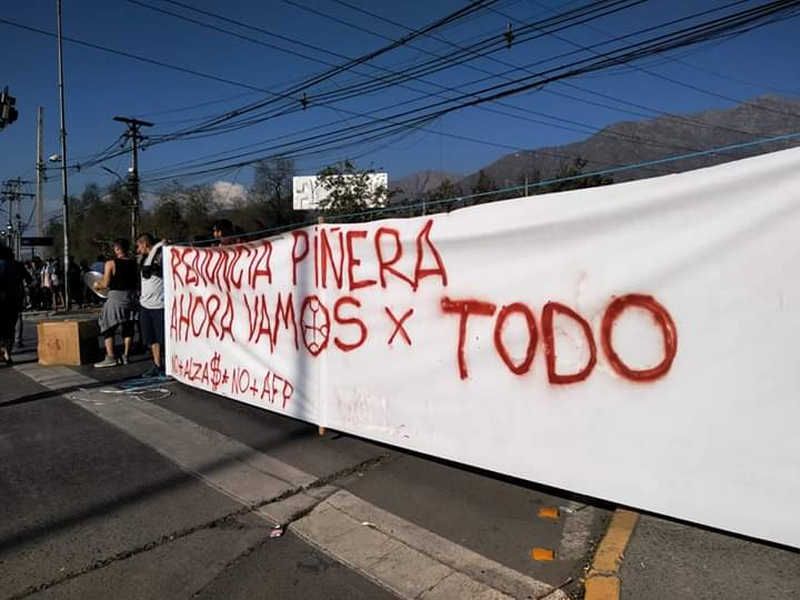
[{"xmin": 140, "ymin": 307, "xmax": 165, "ymax": 348}]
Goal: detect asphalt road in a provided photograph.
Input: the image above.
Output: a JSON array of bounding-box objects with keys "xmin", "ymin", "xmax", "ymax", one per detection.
[{"xmin": 1, "ymin": 316, "xmax": 798, "ymax": 599}]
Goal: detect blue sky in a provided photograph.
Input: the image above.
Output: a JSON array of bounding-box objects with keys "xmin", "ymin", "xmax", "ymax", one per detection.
[{"xmin": 1, "ymin": 0, "xmax": 799, "ymax": 228}]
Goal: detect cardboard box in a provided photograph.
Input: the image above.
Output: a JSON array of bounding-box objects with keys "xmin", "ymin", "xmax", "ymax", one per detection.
[{"xmin": 37, "ymin": 319, "xmax": 101, "ymax": 366}]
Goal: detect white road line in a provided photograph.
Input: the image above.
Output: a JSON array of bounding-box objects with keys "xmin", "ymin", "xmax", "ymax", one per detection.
[
  {"xmin": 15, "ymin": 362, "xmax": 96, "ymax": 388},
  {"xmin": 14, "ymin": 362, "xmax": 568, "ymax": 600}
]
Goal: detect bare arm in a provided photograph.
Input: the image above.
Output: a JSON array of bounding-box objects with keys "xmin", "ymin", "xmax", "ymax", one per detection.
[{"xmin": 95, "ymin": 260, "xmax": 114, "ymax": 290}]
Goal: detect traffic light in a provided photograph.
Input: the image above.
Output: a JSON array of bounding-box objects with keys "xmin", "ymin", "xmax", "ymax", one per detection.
[{"xmin": 0, "ymin": 87, "xmax": 19, "ymax": 130}]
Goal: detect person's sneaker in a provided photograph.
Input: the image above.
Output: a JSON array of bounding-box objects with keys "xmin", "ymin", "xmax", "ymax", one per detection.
[
  {"xmin": 121, "ymin": 355, "xmax": 130, "ymax": 365},
  {"xmin": 94, "ymin": 355, "xmax": 118, "ymax": 368},
  {"xmin": 141, "ymin": 365, "xmax": 160, "ymax": 378}
]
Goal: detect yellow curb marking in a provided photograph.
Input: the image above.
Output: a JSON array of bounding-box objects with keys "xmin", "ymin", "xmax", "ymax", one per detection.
[
  {"xmin": 585, "ymin": 575, "xmax": 620, "ymax": 600},
  {"xmin": 531, "ymin": 547, "xmax": 556, "ymax": 561},
  {"xmin": 538, "ymin": 506, "xmax": 560, "ymax": 520},
  {"xmin": 584, "ymin": 509, "xmax": 639, "ymax": 600}
]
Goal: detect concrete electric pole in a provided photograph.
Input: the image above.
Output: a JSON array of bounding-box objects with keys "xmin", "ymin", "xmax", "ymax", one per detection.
[
  {"xmin": 1, "ymin": 178, "xmax": 35, "ymax": 260},
  {"xmin": 57, "ymin": 0, "xmax": 71, "ymax": 310},
  {"xmin": 113, "ymin": 116, "xmax": 153, "ymax": 243},
  {"xmin": 36, "ymin": 107, "xmax": 44, "ymax": 239}
]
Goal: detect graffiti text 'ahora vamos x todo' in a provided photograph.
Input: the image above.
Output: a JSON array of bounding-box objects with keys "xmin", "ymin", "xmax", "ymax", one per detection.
[{"xmin": 167, "ymin": 219, "xmax": 677, "ymax": 384}]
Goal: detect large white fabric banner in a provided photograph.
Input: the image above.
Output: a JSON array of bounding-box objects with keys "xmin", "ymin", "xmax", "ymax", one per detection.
[{"xmin": 165, "ymin": 147, "xmax": 800, "ymax": 549}]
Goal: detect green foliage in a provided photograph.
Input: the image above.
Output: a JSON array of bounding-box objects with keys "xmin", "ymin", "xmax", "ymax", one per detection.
[
  {"xmin": 316, "ymin": 160, "xmax": 392, "ymax": 220},
  {"xmin": 422, "ymin": 178, "xmax": 463, "ymax": 214},
  {"xmin": 45, "ymin": 183, "xmax": 131, "ymax": 260},
  {"xmin": 140, "ymin": 183, "xmax": 218, "ymax": 243},
  {"xmin": 538, "ymin": 157, "xmax": 613, "ymax": 193},
  {"xmin": 471, "ymin": 169, "xmax": 496, "ymax": 197}
]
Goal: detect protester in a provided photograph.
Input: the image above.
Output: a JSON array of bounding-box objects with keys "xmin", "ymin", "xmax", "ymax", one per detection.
[
  {"xmin": 68, "ymin": 255, "xmax": 83, "ymax": 308},
  {"xmin": 49, "ymin": 258, "xmax": 65, "ymax": 310},
  {"xmin": 93, "ymin": 238, "xmax": 139, "ymax": 368},
  {"xmin": 14, "ymin": 258, "xmax": 32, "ymax": 348},
  {"xmin": 28, "ymin": 258, "xmax": 42, "ymax": 309},
  {"xmin": 25, "ymin": 260, "xmax": 39, "ymax": 310},
  {"xmin": 212, "ymin": 218, "xmax": 234, "ymax": 245},
  {"xmin": 40, "ymin": 258, "xmax": 52, "ymax": 310},
  {"xmin": 0, "ymin": 245, "xmax": 25, "ymax": 365},
  {"xmin": 136, "ymin": 233, "xmax": 166, "ymax": 377}
]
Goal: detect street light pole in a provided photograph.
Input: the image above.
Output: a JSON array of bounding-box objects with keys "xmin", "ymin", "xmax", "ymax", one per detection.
[{"xmin": 56, "ymin": 0, "xmax": 71, "ymax": 311}]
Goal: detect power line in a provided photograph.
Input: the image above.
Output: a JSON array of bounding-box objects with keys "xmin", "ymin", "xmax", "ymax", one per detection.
[
  {"xmin": 323, "ymin": 0, "xmax": 770, "ymax": 152},
  {"xmin": 137, "ymin": 0, "xmax": 800, "ymax": 180},
  {"xmin": 128, "ymin": 0, "xmax": 748, "ymax": 185},
  {"xmin": 146, "ymin": 0, "xmax": 789, "ymax": 149},
  {"xmin": 148, "ymin": 0, "xmax": 646, "ymax": 141},
  {"xmin": 510, "ymin": 0, "xmax": 800, "ymax": 127}
]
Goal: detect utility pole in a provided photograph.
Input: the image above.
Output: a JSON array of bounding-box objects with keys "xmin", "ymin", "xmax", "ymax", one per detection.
[
  {"xmin": 36, "ymin": 107, "xmax": 44, "ymax": 240},
  {"xmin": 1, "ymin": 178, "xmax": 35, "ymax": 260},
  {"xmin": 113, "ymin": 116, "xmax": 152, "ymax": 242},
  {"xmin": 1, "ymin": 180, "xmax": 12, "ymax": 250},
  {"xmin": 57, "ymin": 0, "xmax": 71, "ymax": 310}
]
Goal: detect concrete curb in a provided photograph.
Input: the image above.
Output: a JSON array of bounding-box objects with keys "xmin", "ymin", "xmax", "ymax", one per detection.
[{"xmin": 291, "ymin": 490, "xmax": 569, "ymax": 600}]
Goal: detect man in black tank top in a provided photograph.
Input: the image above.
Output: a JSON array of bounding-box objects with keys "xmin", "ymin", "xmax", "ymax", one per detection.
[{"xmin": 93, "ymin": 238, "xmax": 139, "ymax": 367}]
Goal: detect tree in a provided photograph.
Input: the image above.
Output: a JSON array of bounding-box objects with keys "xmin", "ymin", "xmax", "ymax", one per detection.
[
  {"xmin": 471, "ymin": 169, "xmax": 496, "ymax": 198},
  {"xmin": 142, "ymin": 182, "xmax": 217, "ymax": 243},
  {"xmin": 540, "ymin": 157, "xmax": 613, "ymax": 193},
  {"xmin": 253, "ymin": 156, "xmax": 294, "ymax": 204},
  {"xmin": 147, "ymin": 186, "xmax": 188, "ymax": 242},
  {"xmin": 423, "ymin": 178, "xmax": 463, "ymax": 214},
  {"xmin": 316, "ymin": 160, "xmax": 392, "ymax": 220},
  {"xmin": 246, "ymin": 157, "xmax": 301, "ymax": 232},
  {"xmin": 45, "ymin": 182, "xmax": 132, "ymax": 261}
]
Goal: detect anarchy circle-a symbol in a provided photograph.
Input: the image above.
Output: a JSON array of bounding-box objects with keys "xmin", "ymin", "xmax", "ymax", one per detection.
[{"xmin": 300, "ymin": 295, "xmax": 330, "ymax": 356}]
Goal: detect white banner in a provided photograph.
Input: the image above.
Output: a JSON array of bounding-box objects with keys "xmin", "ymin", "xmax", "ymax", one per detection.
[{"xmin": 165, "ymin": 147, "xmax": 800, "ymax": 549}]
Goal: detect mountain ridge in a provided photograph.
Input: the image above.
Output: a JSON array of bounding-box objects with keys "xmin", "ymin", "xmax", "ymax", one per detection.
[{"xmin": 391, "ymin": 95, "xmax": 800, "ymax": 198}]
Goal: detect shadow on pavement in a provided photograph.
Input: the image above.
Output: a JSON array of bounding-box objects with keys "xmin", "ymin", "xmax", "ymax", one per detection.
[{"xmin": 0, "ymin": 422, "xmax": 315, "ymax": 555}]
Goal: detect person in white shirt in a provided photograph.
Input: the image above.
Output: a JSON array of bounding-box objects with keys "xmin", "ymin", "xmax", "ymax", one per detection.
[{"xmin": 136, "ymin": 233, "xmax": 166, "ymax": 378}]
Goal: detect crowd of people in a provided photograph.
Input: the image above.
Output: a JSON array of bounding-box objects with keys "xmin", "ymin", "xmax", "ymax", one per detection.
[
  {"xmin": 8, "ymin": 255, "xmax": 105, "ymax": 313},
  {"xmin": 0, "ymin": 232, "xmax": 167, "ymax": 377},
  {"xmin": 1, "ymin": 220, "xmax": 240, "ymax": 375}
]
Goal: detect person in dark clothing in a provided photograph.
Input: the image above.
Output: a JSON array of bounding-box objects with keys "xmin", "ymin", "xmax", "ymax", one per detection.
[
  {"xmin": 67, "ymin": 255, "xmax": 83, "ymax": 308},
  {"xmin": 93, "ymin": 238, "xmax": 139, "ymax": 367},
  {"xmin": 14, "ymin": 259, "xmax": 33, "ymax": 348},
  {"xmin": 0, "ymin": 245, "xmax": 25, "ymax": 365},
  {"xmin": 212, "ymin": 218, "xmax": 240, "ymax": 246}
]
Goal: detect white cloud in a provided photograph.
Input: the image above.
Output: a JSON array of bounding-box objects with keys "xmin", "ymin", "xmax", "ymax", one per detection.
[{"xmin": 213, "ymin": 181, "xmax": 248, "ymax": 207}]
